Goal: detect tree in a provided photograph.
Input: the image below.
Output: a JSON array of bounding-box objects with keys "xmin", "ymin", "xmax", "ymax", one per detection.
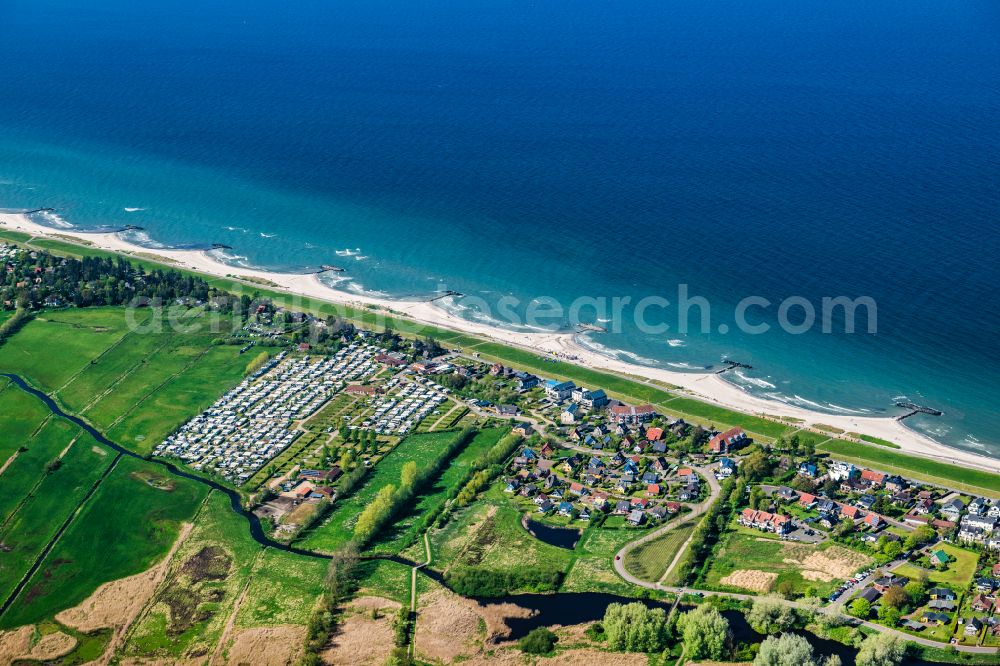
[
  {"xmin": 904, "ymin": 580, "xmax": 926, "ymax": 607},
  {"xmin": 880, "ymin": 585, "xmax": 908, "ymax": 610},
  {"xmin": 754, "ymin": 633, "xmax": 817, "ymax": 666},
  {"xmin": 740, "ymin": 450, "xmax": 772, "ymax": 482},
  {"xmin": 518, "ymin": 627, "xmax": 557, "ymax": 655},
  {"xmin": 747, "ymin": 597, "xmax": 796, "ymax": 634},
  {"xmin": 849, "ymin": 598, "xmax": 872, "ymax": 619},
  {"xmin": 400, "ymin": 461, "xmax": 418, "ymax": 488},
  {"xmin": 903, "ymin": 524, "xmax": 936, "ymax": 550},
  {"xmin": 603, "ymin": 602, "xmax": 672, "ymax": 653},
  {"xmin": 677, "ymin": 605, "xmax": 729, "ymax": 660},
  {"xmin": 877, "ymin": 604, "xmax": 901, "ymax": 627},
  {"xmin": 855, "ymin": 634, "xmax": 905, "ymax": 666}
]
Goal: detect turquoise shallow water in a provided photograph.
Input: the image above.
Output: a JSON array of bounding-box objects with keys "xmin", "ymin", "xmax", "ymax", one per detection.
[{"xmin": 0, "ymin": 0, "xmax": 997, "ymax": 455}]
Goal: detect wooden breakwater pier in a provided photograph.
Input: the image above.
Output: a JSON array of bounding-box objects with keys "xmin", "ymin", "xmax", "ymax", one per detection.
[
  {"xmin": 427, "ymin": 290, "xmax": 463, "ymax": 302},
  {"xmin": 895, "ymin": 402, "xmax": 943, "ymax": 421},
  {"xmin": 577, "ymin": 323, "xmax": 607, "ymax": 333},
  {"xmin": 306, "ymin": 265, "xmax": 346, "ymax": 275},
  {"xmin": 716, "ymin": 360, "xmax": 753, "ymax": 374}
]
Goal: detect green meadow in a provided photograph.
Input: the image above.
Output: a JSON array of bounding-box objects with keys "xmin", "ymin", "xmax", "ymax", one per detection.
[
  {"xmin": 1, "ymin": 456, "xmax": 209, "ymax": 628},
  {"xmin": 0, "ymin": 430, "xmax": 113, "ymax": 608}
]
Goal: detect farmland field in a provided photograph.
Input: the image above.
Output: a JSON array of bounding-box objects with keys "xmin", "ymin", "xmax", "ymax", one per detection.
[
  {"xmin": 297, "ymin": 429, "xmax": 471, "ymax": 553},
  {"xmin": 1, "ymin": 456, "xmax": 209, "ymax": 628}
]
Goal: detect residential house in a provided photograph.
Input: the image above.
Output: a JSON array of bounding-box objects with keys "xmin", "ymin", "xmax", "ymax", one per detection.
[
  {"xmin": 828, "ymin": 461, "xmax": 859, "ymax": 482},
  {"xmin": 798, "ymin": 492, "xmax": 817, "ymax": 508},
  {"xmin": 971, "ymin": 595, "xmax": 996, "ymax": 613},
  {"xmin": 927, "ymin": 599, "xmax": 956, "ymax": 611},
  {"xmin": 559, "ymin": 402, "xmax": 580, "ymax": 425},
  {"xmin": 558, "ymin": 501, "xmax": 575, "ymax": 517},
  {"xmin": 513, "ymin": 422, "xmax": 535, "ymax": 437},
  {"xmin": 863, "ymin": 513, "xmax": 883, "ymax": 530},
  {"xmin": 964, "ymin": 617, "xmax": 984, "ymax": 637},
  {"xmin": 569, "ymin": 482, "xmax": 587, "ymax": 497},
  {"xmin": 798, "ymin": 462, "xmax": 818, "ymax": 478},
  {"xmin": 929, "ymin": 548, "xmax": 950, "ymax": 566},
  {"xmin": 941, "ymin": 498, "xmax": 965, "ymax": 520},
  {"xmin": 929, "ymin": 587, "xmax": 956, "ymax": 601},
  {"xmin": 649, "ymin": 505, "xmax": 668, "ymax": 521},
  {"xmin": 608, "ymin": 403, "xmax": 657, "ymax": 425},
  {"xmin": 861, "ymin": 469, "xmax": 887, "ymax": 487},
  {"xmin": 718, "ymin": 457, "xmax": 737, "ymax": 478},
  {"xmin": 884, "ymin": 475, "xmax": 907, "ymax": 493},
  {"xmin": 776, "ymin": 486, "xmax": 798, "ymax": 502},
  {"xmin": 628, "ymin": 509, "xmax": 646, "ymax": 526},
  {"xmin": 921, "ymin": 611, "xmax": 949, "ymax": 626},
  {"xmin": 708, "ymin": 427, "xmax": 748, "ymax": 454},
  {"xmin": 646, "ymin": 484, "xmax": 662, "ymax": 497},
  {"xmin": 544, "ymin": 379, "xmax": 576, "ymax": 401},
  {"xmin": 514, "ymin": 371, "xmax": 539, "ymax": 391},
  {"xmin": 614, "ymin": 500, "xmax": 631, "ymax": 515},
  {"xmin": 646, "ymin": 427, "xmax": 664, "ymax": 441},
  {"xmin": 859, "ymin": 587, "xmax": 881, "ymax": 604},
  {"xmin": 873, "ymin": 575, "xmax": 906, "ymax": 593}
]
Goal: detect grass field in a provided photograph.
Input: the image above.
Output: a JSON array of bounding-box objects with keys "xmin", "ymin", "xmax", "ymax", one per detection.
[
  {"xmin": 561, "ymin": 527, "xmax": 642, "ymax": 596},
  {"xmin": 0, "ymin": 306, "xmax": 252, "ymax": 455},
  {"xmin": 819, "ymin": 440, "xmax": 1000, "ymax": 497},
  {"xmin": 623, "ymin": 524, "xmax": 695, "ymax": 583},
  {"xmin": 370, "ymin": 427, "xmax": 506, "ymax": 554},
  {"xmin": 2, "ymin": 456, "xmax": 209, "ymax": 628},
  {"xmin": 429, "ymin": 483, "xmax": 574, "ymax": 591},
  {"xmin": 895, "ymin": 542, "xmax": 979, "ymax": 588},
  {"xmin": 297, "ymin": 429, "xmax": 470, "ymax": 553},
  {"xmin": 0, "ymin": 308, "xmax": 145, "ymax": 392},
  {"xmin": 702, "ymin": 525, "xmax": 872, "ymax": 598},
  {"xmin": 0, "ymin": 431, "xmax": 113, "ymax": 610}
]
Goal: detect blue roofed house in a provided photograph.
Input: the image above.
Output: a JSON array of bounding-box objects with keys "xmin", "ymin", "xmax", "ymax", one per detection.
[
  {"xmin": 558, "ymin": 501, "xmax": 575, "ymax": 516},
  {"xmin": 798, "ymin": 462, "xmax": 818, "ymax": 478},
  {"xmin": 572, "ymin": 387, "xmax": 609, "ymax": 410},
  {"xmin": 514, "ymin": 371, "xmax": 539, "ymax": 391},
  {"xmin": 544, "ymin": 379, "xmax": 576, "ymax": 401},
  {"xmin": 718, "ymin": 458, "xmax": 737, "ymax": 478}
]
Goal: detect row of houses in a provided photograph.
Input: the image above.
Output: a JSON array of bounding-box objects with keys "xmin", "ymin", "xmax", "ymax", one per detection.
[
  {"xmin": 361, "ymin": 375, "xmax": 447, "ymax": 435},
  {"xmin": 739, "ymin": 508, "xmax": 793, "ymax": 534}
]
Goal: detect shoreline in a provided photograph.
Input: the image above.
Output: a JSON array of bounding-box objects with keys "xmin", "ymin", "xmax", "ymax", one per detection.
[{"xmin": 2, "ymin": 211, "xmax": 997, "ymax": 475}]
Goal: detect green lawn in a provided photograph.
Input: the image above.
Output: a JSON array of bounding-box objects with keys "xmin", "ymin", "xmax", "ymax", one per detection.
[
  {"xmin": 623, "ymin": 523, "xmax": 695, "ymax": 583},
  {"xmin": 297, "ymin": 429, "xmax": 470, "ymax": 553},
  {"xmin": 370, "ymin": 427, "xmax": 507, "ymax": 554},
  {"xmin": 1, "ymin": 456, "xmax": 209, "ymax": 628},
  {"xmin": 819, "ymin": 440, "xmax": 1000, "ymax": 497},
  {"xmin": 895, "ymin": 542, "xmax": 979, "ymax": 588}
]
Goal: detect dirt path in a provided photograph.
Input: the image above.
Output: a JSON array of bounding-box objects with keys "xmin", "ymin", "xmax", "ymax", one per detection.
[{"xmin": 210, "ymin": 552, "xmax": 261, "ymax": 666}]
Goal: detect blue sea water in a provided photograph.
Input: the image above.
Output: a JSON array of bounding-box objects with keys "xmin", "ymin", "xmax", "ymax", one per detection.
[{"xmin": 0, "ymin": 0, "xmax": 998, "ymax": 455}]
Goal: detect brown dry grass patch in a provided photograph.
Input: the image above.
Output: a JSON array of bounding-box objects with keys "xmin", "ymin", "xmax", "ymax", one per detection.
[
  {"xmin": 719, "ymin": 569, "xmax": 778, "ymax": 593},
  {"xmin": 415, "ymin": 588, "xmax": 484, "ymax": 662},
  {"xmin": 320, "ymin": 596, "xmax": 400, "ymax": 666},
  {"xmin": 225, "ymin": 625, "xmax": 305, "ymax": 666},
  {"xmin": 800, "ymin": 546, "xmax": 870, "ymax": 579},
  {"xmin": 0, "ymin": 627, "xmax": 77, "ymax": 663}
]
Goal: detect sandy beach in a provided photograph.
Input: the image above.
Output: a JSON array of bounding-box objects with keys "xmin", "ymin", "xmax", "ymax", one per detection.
[{"xmin": 2, "ymin": 211, "xmax": 997, "ymax": 475}]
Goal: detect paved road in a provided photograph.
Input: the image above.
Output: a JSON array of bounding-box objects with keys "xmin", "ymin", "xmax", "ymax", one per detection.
[{"xmin": 613, "ymin": 462, "xmax": 722, "ymax": 587}]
